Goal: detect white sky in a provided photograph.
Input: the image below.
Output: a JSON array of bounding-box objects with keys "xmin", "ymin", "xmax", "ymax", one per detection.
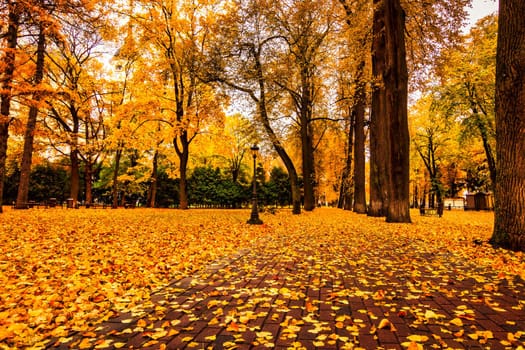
[{"xmin": 465, "ymin": 0, "xmax": 498, "ymax": 29}]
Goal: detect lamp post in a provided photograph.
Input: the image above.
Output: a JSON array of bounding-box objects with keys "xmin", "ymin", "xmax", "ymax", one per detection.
[{"xmin": 247, "ymin": 144, "xmax": 263, "ymax": 225}]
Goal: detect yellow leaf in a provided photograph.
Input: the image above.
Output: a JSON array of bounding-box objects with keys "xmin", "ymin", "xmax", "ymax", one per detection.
[
  {"xmin": 208, "ymin": 317, "xmax": 220, "ymax": 326},
  {"xmin": 450, "ymin": 318, "xmax": 463, "ymax": 327},
  {"xmin": 378, "ymin": 319, "xmax": 391, "ymax": 329},
  {"xmin": 401, "ymin": 341, "xmax": 423, "ymax": 350},
  {"xmin": 454, "ymin": 329, "xmax": 464, "ymax": 338},
  {"xmin": 78, "ymin": 338, "xmax": 93, "ymax": 349},
  {"xmin": 407, "ymin": 335, "xmax": 429, "ymax": 342}
]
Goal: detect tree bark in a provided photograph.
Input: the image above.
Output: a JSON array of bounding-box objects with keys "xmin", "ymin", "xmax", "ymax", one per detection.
[
  {"xmin": 339, "ymin": 107, "xmax": 354, "ymax": 210},
  {"xmin": 147, "ymin": 150, "xmax": 159, "ymax": 208},
  {"xmin": 70, "ymin": 147, "xmax": 80, "ymax": 205},
  {"xmin": 253, "ymin": 47, "xmax": 302, "ymax": 214},
  {"xmin": 16, "ymin": 26, "xmax": 46, "ymax": 209},
  {"xmin": 0, "ymin": 2, "xmax": 20, "ymax": 213},
  {"xmin": 175, "ymin": 132, "xmax": 190, "ymax": 210},
  {"xmin": 384, "ymin": 0, "xmax": 411, "ymax": 223},
  {"xmin": 111, "ymin": 148, "xmax": 122, "ymax": 208},
  {"xmin": 301, "ymin": 116, "xmax": 316, "ymax": 211},
  {"xmin": 353, "ymin": 70, "xmax": 367, "ymax": 214},
  {"xmin": 369, "ymin": 0, "xmax": 389, "ymax": 217},
  {"xmin": 491, "ymin": 0, "xmax": 525, "ymax": 251},
  {"xmin": 84, "ymin": 159, "xmax": 93, "ymax": 205}
]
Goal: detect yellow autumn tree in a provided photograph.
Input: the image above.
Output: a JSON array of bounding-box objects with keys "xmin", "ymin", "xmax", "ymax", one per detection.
[{"xmin": 120, "ymin": 0, "xmax": 227, "ymax": 209}]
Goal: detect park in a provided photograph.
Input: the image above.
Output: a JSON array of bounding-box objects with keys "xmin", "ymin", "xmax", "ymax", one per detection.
[{"xmin": 1, "ymin": 0, "xmax": 525, "ymax": 348}]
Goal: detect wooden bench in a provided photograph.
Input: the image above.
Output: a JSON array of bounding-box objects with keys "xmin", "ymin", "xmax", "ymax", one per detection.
[
  {"xmin": 85, "ymin": 203, "xmax": 108, "ymax": 209},
  {"xmin": 13, "ymin": 200, "xmax": 50, "ymax": 209},
  {"xmin": 419, "ymin": 206, "xmax": 443, "ymax": 217}
]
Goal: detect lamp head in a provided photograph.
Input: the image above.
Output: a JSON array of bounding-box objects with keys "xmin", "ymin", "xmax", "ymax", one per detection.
[{"xmin": 250, "ymin": 144, "xmax": 259, "ymax": 156}]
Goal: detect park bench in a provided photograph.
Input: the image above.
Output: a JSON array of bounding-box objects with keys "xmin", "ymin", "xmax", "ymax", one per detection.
[
  {"xmin": 85, "ymin": 203, "xmax": 108, "ymax": 209},
  {"xmin": 419, "ymin": 204, "xmax": 444, "ymax": 217},
  {"xmin": 13, "ymin": 199, "xmax": 56, "ymax": 209}
]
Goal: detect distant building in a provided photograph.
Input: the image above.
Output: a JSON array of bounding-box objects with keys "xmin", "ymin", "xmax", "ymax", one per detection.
[
  {"xmin": 465, "ymin": 192, "xmax": 494, "ymax": 210},
  {"xmin": 443, "ymin": 197, "xmax": 466, "ymax": 210}
]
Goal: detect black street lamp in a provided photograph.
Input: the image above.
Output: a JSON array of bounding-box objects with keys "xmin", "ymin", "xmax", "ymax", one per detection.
[{"xmin": 247, "ymin": 144, "xmax": 263, "ymax": 225}]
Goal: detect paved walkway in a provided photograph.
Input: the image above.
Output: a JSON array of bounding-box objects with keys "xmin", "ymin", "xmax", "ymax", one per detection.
[{"xmin": 48, "ymin": 231, "xmax": 525, "ymax": 349}]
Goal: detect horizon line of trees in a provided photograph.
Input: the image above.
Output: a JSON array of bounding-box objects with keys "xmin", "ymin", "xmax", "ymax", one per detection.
[{"xmin": 2, "ymin": 160, "xmax": 294, "ymax": 209}]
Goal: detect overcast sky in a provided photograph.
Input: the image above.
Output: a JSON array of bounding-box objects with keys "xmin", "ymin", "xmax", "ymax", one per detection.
[{"xmin": 466, "ymin": 0, "xmax": 498, "ymax": 29}]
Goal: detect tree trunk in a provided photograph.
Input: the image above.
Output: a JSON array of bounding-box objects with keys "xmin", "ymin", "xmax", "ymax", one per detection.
[
  {"xmin": 111, "ymin": 148, "xmax": 122, "ymax": 208},
  {"xmin": 353, "ymin": 72, "xmax": 367, "ymax": 214},
  {"xmin": 259, "ymin": 107, "xmax": 302, "ymax": 215},
  {"xmin": 70, "ymin": 148, "xmax": 80, "ymax": 205},
  {"xmin": 254, "ymin": 48, "xmax": 301, "ymax": 214},
  {"xmin": 0, "ymin": 2, "xmax": 19, "ymax": 213},
  {"xmin": 147, "ymin": 150, "xmax": 159, "ymax": 208},
  {"xmin": 383, "ymin": 0, "xmax": 411, "ymax": 223},
  {"xmin": 84, "ymin": 159, "xmax": 93, "ymax": 205},
  {"xmin": 175, "ymin": 133, "xmax": 190, "ymax": 210},
  {"xmin": 369, "ymin": 0, "xmax": 389, "ymax": 217},
  {"xmin": 301, "ymin": 120, "xmax": 316, "ymax": 211},
  {"xmin": 491, "ymin": 0, "xmax": 525, "ymax": 251},
  {"xmin": 340, "ymin": 108, "xmax": 354, "ymax": 211},
  {"xmin": 16, "ymin": 26, "xmax": 46, "ymax": 209}
]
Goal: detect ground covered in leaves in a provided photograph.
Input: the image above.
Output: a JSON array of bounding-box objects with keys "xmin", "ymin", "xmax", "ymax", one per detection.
[{"xmin": 0, "ymin": 207, "xmax": 524, "ymax": 349}]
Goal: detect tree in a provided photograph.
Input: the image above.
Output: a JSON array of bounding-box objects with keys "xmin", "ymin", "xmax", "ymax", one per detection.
[
  {"xmin": 15, "ymin": 23, "xmax": 46, "ymax": 209},
  {"xmin": 271, "ymin": 0, "xmax": 338, "ymax": 211},
  {"xmin": 0, "ymin": 1, "xmax": 21, "ymax": 213},
  {"xmin": 411, "ymin": 94, "xmax": 456, "ymax": 208},
  {"xmin": 205, "ymin": 0, "xmax": 303, "ymax": 214},
  {"xmin": 368, "ymin": 0, "xmax": 390, "ymax": 218},
  {"xmin": 382, "ymin": 0, "xmax": 411, "ymax": 223},
  {"xmin": 436, "ymin": 15, "xmax": 497, "ymax": 191},
  {"xmin": 129, "ymin": 0, "xmax": 226, "ymax": 210},
  {"xmin": 43, "ymin": 8, "xmax": 106, "ymax": 207},
  {"xmin": 491, "ymin": 0, "xmax": 525, "ymax": 251},
  {"xmin": 338, "ymin": 0, "xmax": 370, "ymax": 214}
]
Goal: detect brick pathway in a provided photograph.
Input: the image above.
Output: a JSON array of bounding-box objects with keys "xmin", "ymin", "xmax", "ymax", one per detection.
[{"xmin": 48, "ymin": 229, "xmax": 525, "ymax": 349}]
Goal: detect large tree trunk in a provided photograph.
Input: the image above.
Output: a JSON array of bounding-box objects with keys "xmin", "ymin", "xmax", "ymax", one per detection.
[
  {"xmin": 353, "ymin": 78, "xmax": 367, "ymax": 214},
  {"xmin": 0, "ymin": 2, "xmax": 19, "ymax": 213},
  {"xmin": 491, "ymin": 0, "xmax": 525, "ymax": 251},
  {"xmin": 301, "ymin": 120, "xmax": 316, "ymax": 211},
  {"xmin": 16, "ymin": 26, "xmax": 46, "ymax": 209},
  {"xmin": 384, "ymin": 0, "xmax": 411, "ymax": 223},
  {"xmin": 369, "ymin": 0, "xmax": 389, "ymax": 217}
]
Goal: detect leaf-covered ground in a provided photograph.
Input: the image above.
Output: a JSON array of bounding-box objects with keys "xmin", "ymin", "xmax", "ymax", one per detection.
[{"xmin": 0, "ymin": 208, "xmax": 524, "ymax": 349}]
